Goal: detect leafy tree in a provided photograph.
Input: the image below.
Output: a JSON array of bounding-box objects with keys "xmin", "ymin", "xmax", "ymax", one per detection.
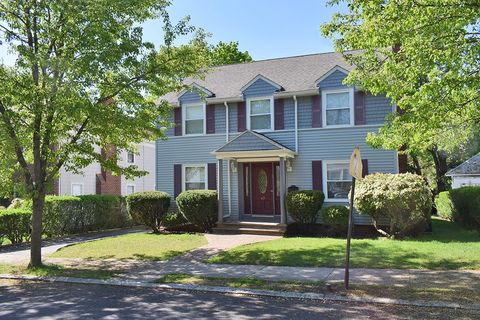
[
  {"xmin": 321, "ymin": 0, "xmax": 480, "ymax": 192},
  {"xmin": 0, "ymin": 0, "xmax": 209, "ymax": 267},
  {"xmin": 210, "ymin": 41, "xmax": 252, "ymax": 66}
]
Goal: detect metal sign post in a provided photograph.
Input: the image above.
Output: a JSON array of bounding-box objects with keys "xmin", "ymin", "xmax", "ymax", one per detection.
[{"xmin": 345, "ymin": 147, "xmax": 363, "ymax": 290}]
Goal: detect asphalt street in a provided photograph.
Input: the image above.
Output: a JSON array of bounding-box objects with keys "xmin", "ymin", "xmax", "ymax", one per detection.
[{"xmin": 0, "ymin": 280, "xmax": 478, "ymax": 320}]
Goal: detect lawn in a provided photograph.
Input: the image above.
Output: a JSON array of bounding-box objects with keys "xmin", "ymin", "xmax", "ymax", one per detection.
[
  {"xmin": 208, "ymin": 217, "xmax": 480, "ymax": 270},
  {"xmin": 0, "ymin": 264, "xmax": 121, "ymax": 279},
  {"xmin": 50, "ymin": 233, "xmax": 207, "ymax": 261}
]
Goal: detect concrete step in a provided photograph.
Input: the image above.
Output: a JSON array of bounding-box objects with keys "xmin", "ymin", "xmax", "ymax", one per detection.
[{"xmin": 213, "ymin": 222, "xmax": 286, "ymax": 236}]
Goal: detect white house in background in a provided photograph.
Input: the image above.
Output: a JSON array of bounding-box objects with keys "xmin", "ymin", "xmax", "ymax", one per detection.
[
  {"xmin": 56, "ymin": 142, "xmax": 156, "ymax": 196},
  {"xmin": 446, "ymin": 153, "xmax": 480, "ymax": 189}
]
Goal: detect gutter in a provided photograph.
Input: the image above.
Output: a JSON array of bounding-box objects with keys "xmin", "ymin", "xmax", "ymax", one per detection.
[{"xmin": 293, "ymin": 95, "xmax": 298, "ymax": 153}]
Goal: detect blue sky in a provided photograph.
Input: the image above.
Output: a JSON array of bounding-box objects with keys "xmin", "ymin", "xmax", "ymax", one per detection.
[{"xmin": 0, "ymin": 0, "xmax": 346, "ymax": 64}]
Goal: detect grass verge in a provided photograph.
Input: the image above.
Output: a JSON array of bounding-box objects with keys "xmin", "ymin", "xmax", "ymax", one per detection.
[
  {"xmin": 154, "ymin": 273, "xmax": 480, "ymax": 305},
  {"xmin": 208, "ymin": 217, "xmax": 480, "ymax": 270},
  {"xmin": 0, "ymin": 264, "xmax": 121, "ymax": 280},
  {"xmin": 50, "ymin": 233, "xmax": 207, "ymax": 261}
]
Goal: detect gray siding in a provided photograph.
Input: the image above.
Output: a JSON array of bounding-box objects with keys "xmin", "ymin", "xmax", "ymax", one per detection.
[
  {"xmin": 297, "ymin": 96, "xmax": 312, "ymax": 129},
  {"xmin": 214, "ymin": 104, "xmax": 226, "ymax": 133},
  {"xmin": 317, "ymin": 70, "xmax": 348, "ymax": 89},
  {"xmin": 365, "ymin": 94, "xmax": 392, "ymax": 125},
  {"xmin": 228, "ymin": 103, "xmax": 238, "ymax": 133},
  {"xmin": 217, "ymin": 132, "xmax": 281, "ymax": 152},
  {"xmin": 243, "ymin": 78, "xmax": 278, "ymax": 98},
  {"xmin": 163, "ymin": 110, "xmax": 175, "ymax": 137},
  {"xmin": 179, "ymin": 90, "xmax": 202, "ymax": 104},
  {"xmin": 263, "ymin": 131, "xmax": 296, "ymax": 151}
]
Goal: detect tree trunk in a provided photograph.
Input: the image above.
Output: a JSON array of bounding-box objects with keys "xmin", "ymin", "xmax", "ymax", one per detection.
[
  {"xmin": 429, "ymin": 147, "xmax": 449, "ymax": 194},
  {"xmin": 411, "ymin": 154, "xmax": 423, "ymax": 176},
  {"xmin": 29, "ymin": 190, "xmax": 46, "ymax": 267}
]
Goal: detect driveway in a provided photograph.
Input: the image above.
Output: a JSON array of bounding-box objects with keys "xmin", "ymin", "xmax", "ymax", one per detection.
[{"xmin": 1, "ymin": 280, "xmax": 477, "ymax": 320}]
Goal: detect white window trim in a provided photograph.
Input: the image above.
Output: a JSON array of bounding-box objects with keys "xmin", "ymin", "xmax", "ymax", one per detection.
[
  {"xmin": 323, "ymin": 160, "xmax": 351, "ymax": 202},
  {"xmin": 322, "ymin": 88, "xmax": 354, "ymax": 128},
  {"xmin": 127, "ymin": 151, "xmax": 135, "ymax": 164},
  {"xmin": 182, "ymin": 164, "xmax": 208, "ymax": 192},
  {"xmin": 126, "ymin": 184, "xmax": 136, "ymax": 195},
  {"xmin": 246, "ymin": 96, "xmax": 274, "ymax": 132},
  {"xmin": 71, "ymin": 183, "xmax": 84, "ymax": 196},
  {"xmin": 182, "ymin": 102, "xmax": 206, "ymax": 136}
]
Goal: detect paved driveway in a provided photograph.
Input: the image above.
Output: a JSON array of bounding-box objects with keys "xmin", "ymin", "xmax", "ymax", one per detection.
[{"xmin": 1, "ymin": 280, "xmax": 477, "ymax": 320}]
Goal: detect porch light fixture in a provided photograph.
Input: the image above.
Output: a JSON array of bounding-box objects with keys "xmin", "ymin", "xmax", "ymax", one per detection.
[
  {"xmin": 230, "ymin": 159, "xmax": 238, "ymax": 173},
  {"xmin": 286, "ymin": 159, "xmax": 293, "ymax": 172}
]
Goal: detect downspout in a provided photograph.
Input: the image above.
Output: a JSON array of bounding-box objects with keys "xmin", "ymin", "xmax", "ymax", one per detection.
[
  {"xmin": 224, "ymin": 101, "xmax": 231, "ymax": 218},
  {"xmin": 293, "ymin": 95, "xmax": 298, "ymax": 153}
]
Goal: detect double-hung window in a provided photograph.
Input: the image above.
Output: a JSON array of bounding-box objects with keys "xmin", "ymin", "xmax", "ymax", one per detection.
[
  {"xmin": 71, "ymin": 183, "xmax": 84, "ymax": 196},
  {"xmin": 127, "ymin": 151, "xmax": 135, "ymax": 164},
  {"xmin": 183, "ymin": 103, "xmax": 205, "ymax": 135},
  {"xmin": 323, "ymin": 89, "xmax": 353, "ymax": 127},
  {"xmin": 126, "ymin": 185, "xmax": 135, "ymax": 195},
  {"xmin": 325, "ymin": 162, "xmax": 351, "ymax": 201},
  {"xmin": 183, "ymin": 165, "xmax": 207, "ymax": 191},
  {"xmin": 248, "ymin": 97, "xmax": 273, "ymax": 131}
]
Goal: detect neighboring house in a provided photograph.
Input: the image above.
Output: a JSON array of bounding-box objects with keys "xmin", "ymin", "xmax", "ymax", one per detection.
[
  {"xmin": 158, "ymin": 52, "xmax": 406, "ymax": 231},
  {"xmin": 446, "ymin": 153, "xmax": 480, "ymax": 189},
  {"xmin": 56, "ymin": 142, "xmax": 156, "ymax": 196}
]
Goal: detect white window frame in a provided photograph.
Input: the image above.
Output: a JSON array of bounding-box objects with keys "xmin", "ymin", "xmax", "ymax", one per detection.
[
  {"xmin": 71, "ymin": 183, "xmax": 84, "ymax": 196},
  {"xmin": 126, "ymin": 184, "xmax": 135, "ymax": 195},
  {"xmin": 182, "ymin": 102, "xmax": 206, "ymax": 136},
  {"xmin": 127, "ymin": 151, "xmax": 135, "ymax": 164},
  {"xmin": 246, "ymin": 96, "xmax": 274, "ymax": 132},
  {"xmin": 322, "ymin": 88, "xmax": 354, "ymax": 128},
  {"xmin": 323, "ymin": 160, "xmax": 351, "ymax": 202},
  {"xmin": 182, "ymin": 164, "xmax": 208, "ymax": 191}
]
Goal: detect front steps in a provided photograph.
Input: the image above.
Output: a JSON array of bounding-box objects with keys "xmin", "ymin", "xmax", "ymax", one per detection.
[{"xmin": 212, "ymin": 221, "xmax": 286, "ymax": 236}]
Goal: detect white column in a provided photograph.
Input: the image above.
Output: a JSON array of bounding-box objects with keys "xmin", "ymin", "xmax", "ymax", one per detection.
[
  {"xmin": 279, "ymin": 157, "xmax": 287, "ymax": 225},
  {"xmin": 217, "ymin": 159, "xmax": 224, "ymax": 224}
]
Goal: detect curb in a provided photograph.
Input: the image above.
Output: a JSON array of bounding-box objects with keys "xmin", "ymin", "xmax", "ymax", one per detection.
[{"xmin": 1, "ymin": 273, "xmax": 479, "ymax": 311}]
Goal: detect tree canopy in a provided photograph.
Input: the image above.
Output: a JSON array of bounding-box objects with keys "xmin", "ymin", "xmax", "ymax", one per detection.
[
  {"xmin": 321, "ymin": 0, "xmax": 480, "ymax": 191},
  {"xmin": 209, "ymin": 41, "xmax": 253, "ymax": 66},
  {"xmin": 0, "ymin": 0, "xmax": 209, "ymax": 266}
]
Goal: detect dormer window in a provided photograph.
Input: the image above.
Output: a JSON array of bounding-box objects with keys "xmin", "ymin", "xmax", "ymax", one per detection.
[
  {"xmin": 183, "ymin": 103, "xmax": 205, "ymax": 135},
  {"xmin": 247, "ymin": 97, "xmax": 273, "ymax": 131},
  {"xmin": 322, "ymin": 88, "xmax": 354, "ymax": 127}
]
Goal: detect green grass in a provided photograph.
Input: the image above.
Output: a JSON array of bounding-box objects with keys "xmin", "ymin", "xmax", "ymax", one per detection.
[
  {"xmin": 154, "ymin": 273, "xmax": 480, "ymax": 304},
  {"xmin": 155, "ymin": 273, "xmax": 326, "ymax": 293},
  {"xmin": 209, "ymin": 217, "xmax": 480, "ymax": 270},
  {"xmin": 50, "ymin": 233, "xmax": 207, "ymax": 261},
  {"xmin": 0, "ymin": 264, "xmax": 121, "ymax": 279}
]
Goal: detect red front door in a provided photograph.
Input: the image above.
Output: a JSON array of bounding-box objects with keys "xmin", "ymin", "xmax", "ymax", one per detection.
[{"xmin": 251, "ymin": 163, "xmax": 274, "ymax": 215}]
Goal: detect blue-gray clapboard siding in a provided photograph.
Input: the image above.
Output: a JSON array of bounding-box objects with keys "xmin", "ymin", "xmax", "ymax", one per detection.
[
  {"xmin": 365, "ymin": 94, "xmax": 392, "ymax": 125},
  {"xmin": 179, "ymin": 90, "xmax": 202, "ymax": 104},
  {"xmin": 297, "ymin": 96, "xmax": 313, "ymax": 129},
  {"xmin": 283, "ymin": 98, "xmax": 295, "ymax": 130},
  {"xmin": 242, "ymin": 78, "xmax": 279, "ymax": 98},
  {"xmin": 317, "ymin": 70, "xmax": 348, "ymax": 89},
  {"xmin": 214, "ymin": 104, "xmax": 226, "ymax": 133}
]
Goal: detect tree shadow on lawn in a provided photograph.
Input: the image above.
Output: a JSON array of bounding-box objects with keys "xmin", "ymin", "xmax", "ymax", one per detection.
[
  {"xmin": 415, "ymin": 218, "xmax": 480, "ymax": 243},
  {"xmin": 212, "ymin": 242, "xmax": 473, "ymax": 270},
  {"xmin": 132, "ymin": 251, "xmax": 187, "ymax": 261}
]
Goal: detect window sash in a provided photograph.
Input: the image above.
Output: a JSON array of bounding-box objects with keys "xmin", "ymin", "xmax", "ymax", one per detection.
[
  {"xmin": 248, "ymin": 98, "xmax": 272, "ymax": 130},
  {"xmin": 184, "ymin": 165, "xmax": 206, "ymax": 191},
  {"xmin": 323, "ymin": 90, "xmax": 353, "ymax": 126},
  {"xmin": 326, "ymin": 163, "xmax": 351, "ymax": 200},
  {"xmin": 127, "ymin": 152, "xmax": 135, "ymax": 163},
  {"xmin": 183, "ymin": 104, "xmax": 205, "ymax": 135}
]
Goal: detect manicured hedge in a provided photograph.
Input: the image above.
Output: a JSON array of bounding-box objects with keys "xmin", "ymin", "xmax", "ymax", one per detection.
[
  {"xmin": 438, "ymin": 186, "xmax": 480, "ymax": 228},
  {"xmin": 286, "ymin": 190, "xmax": 325, "ymax": 224},
  {"xmin": 176, "ymin": 190, "xmax": 218, "ymax": 232},
  {"xmin": 0, "ymin": 209, "xmax": 31, "ymax": 244},
  {"xmin": 320, "ymin": 205, "xmax": 349, "ymax": 235},
  {"xmin": 126, "ymin": 191, "xmax": 170, "ymax": 233},
  {"xmin": 354, "ymin": 173, "xmax": 432, "ymax": 238},
  {"xmin": 22, "ymin": 195, "xmax": 131, "ymax": 237},
  {"xmin": 435, "ymin": 191, "xmax": 456, "ymax": 221}
]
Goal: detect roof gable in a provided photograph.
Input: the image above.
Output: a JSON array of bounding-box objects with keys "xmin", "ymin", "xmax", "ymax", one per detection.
[
  {"xmin": 446, "ymin": 153, "xmax": 480, "ymax": 176},
  {"xmin": 213, "ymin": 130, "xmax": 293, "ymax": 153},
  {"xmin": 315, "ymin": 65, "xmax": 349, "ymax": 87},
  {"xmin": 178, "ymin": 83, "xmax": 214, "ymax": 102},
  {"xmin": 240, "ymin": 75, "xmax": 283, "ymax": 93}
]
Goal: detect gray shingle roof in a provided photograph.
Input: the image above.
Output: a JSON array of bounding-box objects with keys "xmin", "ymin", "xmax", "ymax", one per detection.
[
  {"xmin": 446, "ymin": 153, "xmax": 480, "ymax": 176},
  {"xmin": 214, "ymin": 130, "xmax": 294, "ymax": 153},
  {"xmin": 163, "ymin": 52, "xmax": 352, "ymax": 104}
]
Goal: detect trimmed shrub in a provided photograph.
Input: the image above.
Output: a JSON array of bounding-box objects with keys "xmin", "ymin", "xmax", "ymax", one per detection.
[
  {"xmin": 286, "ymin": 190, "xmax": 325, "ymax": 224},
  {"xmin": 176, "ymin": 190, "xmax": 218, "ymax": 232},
  {"xmin": 321, "ymin": 205, "xmax": 349, "ymax": 234},
  {"xmin": 435, "ymin": 191, "xmax": 456, "ymax": 221},
  {"xmin": 449, "ymin": 186, "xmax": 480, "ymax": 228},
  {"xmin": 126, "ymin": 191, "xmax": 170, "ymax": 233},
  {"xmin": 354, "ymin": 173, "xmax": 432, "ymax": 238},
  {"xmin": 22, "ymin": 195, "xmax": 131, "ymax": 237},
  {"xmin": 0, "ymin": 209, "xmax": 31, "ymax": 244}
]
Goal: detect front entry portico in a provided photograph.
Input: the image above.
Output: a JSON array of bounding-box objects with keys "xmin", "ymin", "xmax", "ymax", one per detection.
[{"xmin": 212, "ymin": 130, "xmax": 296, "ymax": 225}]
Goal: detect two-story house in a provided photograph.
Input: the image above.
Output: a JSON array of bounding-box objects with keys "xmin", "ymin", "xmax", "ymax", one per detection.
[{"xmin": 158, "ymin": 52, "xmax": 406, "ymax": 233}]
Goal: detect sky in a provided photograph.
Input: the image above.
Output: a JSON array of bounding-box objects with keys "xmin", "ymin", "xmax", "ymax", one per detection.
[{"xmin": 0, "ymin": 0, "xmax": 347, "ymax": 64}]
